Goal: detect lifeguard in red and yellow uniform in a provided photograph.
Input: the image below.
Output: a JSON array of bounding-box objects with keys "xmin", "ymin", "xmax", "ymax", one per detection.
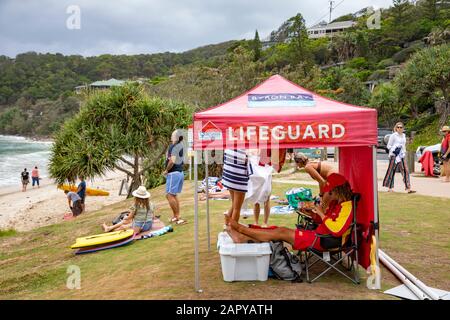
[{"xmin": 227, "ymin": 173, "xmax": 354, "ymax": 251}]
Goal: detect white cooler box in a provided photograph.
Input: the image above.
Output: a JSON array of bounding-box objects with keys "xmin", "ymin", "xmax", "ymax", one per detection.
[{"xmin": 217, "ymin": 232, "xmax": 272, "ymax": 282}]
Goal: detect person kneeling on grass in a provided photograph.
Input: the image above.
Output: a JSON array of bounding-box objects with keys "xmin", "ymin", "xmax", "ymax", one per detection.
[
  {"xmin": 102, "ymin": 186, "xmax": 155, "ymax": 234},
  {"xmin": 65, "ymin": 190, "xmax": 83, "ymax": 217},
  {"xmin": 226, "ymin": 173, "xmax": 354, "ymax": 252}
]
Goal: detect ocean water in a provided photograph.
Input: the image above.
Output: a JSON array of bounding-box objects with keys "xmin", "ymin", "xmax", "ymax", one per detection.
[{"xmin": 0, "ymin": 135, "xmax": 53, "ymax": 188}]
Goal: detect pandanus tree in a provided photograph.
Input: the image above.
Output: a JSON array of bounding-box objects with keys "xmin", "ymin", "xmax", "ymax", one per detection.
[
  {"xmin": 49, "ymin": 83, "xmax": 193, "ymax": 197},
  {"xmin": 395, "ymin": 44, "xmax": 450, "ymax": 128}
]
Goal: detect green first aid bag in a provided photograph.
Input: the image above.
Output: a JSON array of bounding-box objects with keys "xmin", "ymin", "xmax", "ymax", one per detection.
[{"xmin": 285, "ymin": 187, "xmax": 313, "ymax": 209}]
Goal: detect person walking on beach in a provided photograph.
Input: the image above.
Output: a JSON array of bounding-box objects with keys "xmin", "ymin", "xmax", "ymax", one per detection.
[
  {"xmin": 163, "ymin": 130, "xmax": 187, "ymax": 225},
  {"xmin": 383, "ymin": 122, "xmax": 416, "ymax": 193},
  {"xmin": 31, "ymin": 166, "xmax": 40, "ymax": 188},
  {"xmin": 21, "ymin": 168, "xmax": 29, "ymax": 192},
  {"xmin": 64, "ymin": 190, "xmax": 83, "ymax": 217},
  {"xmin": 440, "ymin": 125, "xmax": 450, "ymax": 182},
  {"xmin": 77, "ymin": 176, "xmax": 86, "ymax": 213}
]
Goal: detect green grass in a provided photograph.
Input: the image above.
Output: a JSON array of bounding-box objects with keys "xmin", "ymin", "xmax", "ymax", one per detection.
[
  {"xmin": 0, "ymin": 181, "xmax": 449, "ymax": 299},
  {"xmin": 0, "ymin": 229, "xmax": 17, "ymax": 238}
]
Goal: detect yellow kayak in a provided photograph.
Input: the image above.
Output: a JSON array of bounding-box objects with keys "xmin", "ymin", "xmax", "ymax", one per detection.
[
  {"xmin": 58, "ymin": 184, "xmax": 110, "ymax": 196},
  {"xmin": 70, "ymin": 229, "xmax": 134, "ymax": 249}
]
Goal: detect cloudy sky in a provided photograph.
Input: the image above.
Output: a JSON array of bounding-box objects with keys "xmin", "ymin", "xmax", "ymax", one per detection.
[{"xmin": 0, "ymin": 0, "xmax": 393, "ymax": 57}]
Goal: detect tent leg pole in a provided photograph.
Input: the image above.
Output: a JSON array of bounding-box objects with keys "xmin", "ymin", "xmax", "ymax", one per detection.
[
  {"xmin": 194, "ymin": 151, "xmax": 201, "ymax": 292},
  {"xmin": 372, "ymin": 146, "xmax": 381, "ymax": 289},
  {"xmin": 189, "ymin": 155, "xmax": 192, "ymax": 181},
  {"xmin": 205, "ymin": 151, "xmax": 211, "ymax": 251}
]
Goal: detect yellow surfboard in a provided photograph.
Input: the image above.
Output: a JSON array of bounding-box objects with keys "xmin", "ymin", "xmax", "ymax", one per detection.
[
  {"xmin": 71, "ymin": 229, "xmax": 134, "ymax": 249},
  {"xmin": 58, "ymin": 184, "xmax": 110, "ymax": 196}
]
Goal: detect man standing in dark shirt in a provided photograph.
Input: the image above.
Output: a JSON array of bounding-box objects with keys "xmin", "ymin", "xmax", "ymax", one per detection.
[
  {"xmin": 163, "ymin": 130, "xmax": 187, "ymax": 225},
  {"xmin": 21, "ymin": 168, "xmax": 29, "ymax": 192},
  {"xmin": 77, "ymin": 176, "xmax": 87, "ymax": 213}
]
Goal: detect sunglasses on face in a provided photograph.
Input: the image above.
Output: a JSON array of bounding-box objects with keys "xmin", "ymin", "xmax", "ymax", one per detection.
[{"xmin": 397, "ymin": 126, "xmax": 403, "ymax": 129}]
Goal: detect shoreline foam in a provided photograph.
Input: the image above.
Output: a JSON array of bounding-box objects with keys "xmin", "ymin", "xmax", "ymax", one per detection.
[{"xmin": 0, "ymin": 170, "xmax": 128, "ymax": 232}]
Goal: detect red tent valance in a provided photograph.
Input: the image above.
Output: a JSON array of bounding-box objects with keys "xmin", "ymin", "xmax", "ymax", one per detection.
[{"xmin": 194, "ymin": 75, "xmax": 377, "ymax": 150}]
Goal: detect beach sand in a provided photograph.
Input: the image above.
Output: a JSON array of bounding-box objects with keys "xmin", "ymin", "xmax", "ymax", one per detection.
[{"xmin": 0, "ymin": 171, "xmax": 128, "ymax": 232}]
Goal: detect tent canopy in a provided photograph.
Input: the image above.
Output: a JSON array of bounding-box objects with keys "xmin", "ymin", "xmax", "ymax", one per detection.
[
  {"xmin": 194, "ymin": 74, "xmax": 377, "ymax": 150},
  {"xmin": 192, "ymin": 74, "xmax": 379, "ymax": 271}
]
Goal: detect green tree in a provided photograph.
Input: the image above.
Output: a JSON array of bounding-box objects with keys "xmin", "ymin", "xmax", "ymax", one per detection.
[
  {"xmin": 395, "ymin": 44, "xmax": 450, "ymax": 127},
  {"xmin": 369, "ymin": 82, "xmax": 405, "ymax": 127},
  {"xmin": 49, "ymin": 83, "xmax": 193, "ymax": 196},
  {"xmin": 420, "ymin": 0, "xmax": 441, "ymax": 20},
  {"xmin": 392, "ymin": 0, "xmax": 411, "ymax": 23},
  {"xmin": 331, "ymin": 31, "xmax": 359, "ymax": 61},
  {"xmin": 338, "ymin": 71, "xmax": 371, "ymax": 105},
  {"xmin": 251, "ymin": 30, "xmax": 262, "ymax": 61},
  {"xmin": 285, "ymin": 13, "xmax": 312, "ymax": 65}
]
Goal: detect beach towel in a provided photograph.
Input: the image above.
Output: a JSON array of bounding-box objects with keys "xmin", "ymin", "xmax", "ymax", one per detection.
[
  {"xmin": 270, "ymin": 205, "xmax": 295, "ymax": 215},
  {"xmin": 198, "ymin": 177, "xmax": 221, "ymax": 192},
  {"xmin": 136, "ymin": 218, "xmax": 173, "ymax": 240},
  {"xmin": 419, "ymin": 151, "xmax": 435, "ymax": 177},
  {"xmin": 137, "ymin": 225, "xmax": 173, "ymax": 240},
  {"xmin": 240, "ymin": 208, "xmax": 255, "ymax": 218}
]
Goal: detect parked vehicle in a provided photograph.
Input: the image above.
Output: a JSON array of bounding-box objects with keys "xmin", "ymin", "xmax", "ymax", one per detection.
[
  {"xmin": 416, "ymin": 144, "xmax": 442, "ymax": 176},
  {"xmin": 377, "ymin": 128, "xmax": 392, "ymax": 153}
]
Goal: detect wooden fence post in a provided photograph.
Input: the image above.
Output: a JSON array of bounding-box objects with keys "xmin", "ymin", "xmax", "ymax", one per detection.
[{"xmin": 406, "ymin": 131, "xmax": 416, "ymax": 173}]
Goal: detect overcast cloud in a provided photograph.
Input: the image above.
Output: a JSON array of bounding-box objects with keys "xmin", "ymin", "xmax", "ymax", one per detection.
[{"xmin": 0, "ymin": 0, "xmax": 393, "ymax": 57}]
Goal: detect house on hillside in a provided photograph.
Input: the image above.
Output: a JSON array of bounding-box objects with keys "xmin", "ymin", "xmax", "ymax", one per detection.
[
  {"xmin": 75, "ymin": 78, "xmax": 125, "ymax": 93},
  {"xmin": 307, "ymin": 21, "xmax": 356, "ymax": 39}
]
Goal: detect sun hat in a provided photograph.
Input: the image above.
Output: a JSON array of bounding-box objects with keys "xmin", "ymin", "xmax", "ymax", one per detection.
[
  {"xmin": 132, "ymin": 186, "xmax": 151, "ymax": 199},
  {"xmin": 322, "ymin": 173, "xmax": 348, "ymax": 193},
  {"xmin": 441, "ymin": 125, "xmax": 450, "ymax": 132}
]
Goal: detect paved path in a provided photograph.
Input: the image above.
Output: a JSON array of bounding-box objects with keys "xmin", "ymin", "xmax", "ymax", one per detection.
[
  {"xmin": 273, "ymin": 160, "xmax": 449, "ymax": 199},
  {"xmin": 377, "ymin": 161, "xmax": 449, "ymax": 199}
]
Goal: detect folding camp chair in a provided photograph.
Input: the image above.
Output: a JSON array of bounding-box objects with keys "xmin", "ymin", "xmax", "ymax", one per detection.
[{"xmin": 298, "ymin": 193, "xmax": 361, "ymax": 284}]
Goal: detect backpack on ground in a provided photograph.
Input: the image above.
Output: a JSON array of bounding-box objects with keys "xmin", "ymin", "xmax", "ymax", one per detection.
[
  {"xmin": 269, "ymin": 241, "xmax": 302, "ymax": 282},
  {"xmin": 112, "ymin": 211, "xmax": 129, "ymax": 225}
]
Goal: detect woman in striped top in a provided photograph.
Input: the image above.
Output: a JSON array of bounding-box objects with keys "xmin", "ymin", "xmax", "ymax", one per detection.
[{"xmin": 222, "ymin": 149, "xmax": 249, "ymax": 222}]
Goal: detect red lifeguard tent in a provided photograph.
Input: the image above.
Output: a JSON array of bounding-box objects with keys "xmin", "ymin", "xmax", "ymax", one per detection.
[{"xmin": 192, "ymin": 74, "xmax": 380, "ymax": 291}]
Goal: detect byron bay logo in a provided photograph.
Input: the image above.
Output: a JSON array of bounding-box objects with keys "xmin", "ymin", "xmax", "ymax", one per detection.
[
  {"xmin": 199, "ymin": 121, "xmax": 223, "ymax": 141},
  {"xmin": 248, "ymin": 93, "xmax": 315, "ymax": 108}
]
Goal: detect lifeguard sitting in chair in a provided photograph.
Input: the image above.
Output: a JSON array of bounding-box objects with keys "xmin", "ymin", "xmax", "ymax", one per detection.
[{"xmin": 226, "ymin": 173, "xmax": 353, "ymax": 252}]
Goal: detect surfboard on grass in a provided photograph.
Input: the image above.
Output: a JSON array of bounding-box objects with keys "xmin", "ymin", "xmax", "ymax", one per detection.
[
  {"xmin": 58, "ymin": 184, "xmax": 110, "ymax": 196},
  {"xmin": 71, "ymin": 229, "xmax": 134, "ymax": 249},
  {"xmin": 74, "ymin": 235, "xmax": 135, "ymax": 255}
]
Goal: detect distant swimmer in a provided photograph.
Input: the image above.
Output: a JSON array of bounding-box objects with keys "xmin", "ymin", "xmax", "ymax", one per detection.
[{"xmin": 21, "ymin": 168, "xmax": 30, "ymax": 192}]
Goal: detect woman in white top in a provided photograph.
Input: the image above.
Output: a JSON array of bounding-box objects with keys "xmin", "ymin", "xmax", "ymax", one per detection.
[{"xmin": 382, "ymin": 122, "xmax": 415, "ymax": 193}]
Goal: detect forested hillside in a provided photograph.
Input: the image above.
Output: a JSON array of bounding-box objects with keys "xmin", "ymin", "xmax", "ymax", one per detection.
[
  {"xmin": 0, "ymin": 0, "xmax": 449, "ymax": 145},
  {"xmin": 150, "ymin": 0, "xmax": 449, "ymax": 148},
  {"xmin": 0, "ymin": 41, "xmax": 235, "ymax": 136}
]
